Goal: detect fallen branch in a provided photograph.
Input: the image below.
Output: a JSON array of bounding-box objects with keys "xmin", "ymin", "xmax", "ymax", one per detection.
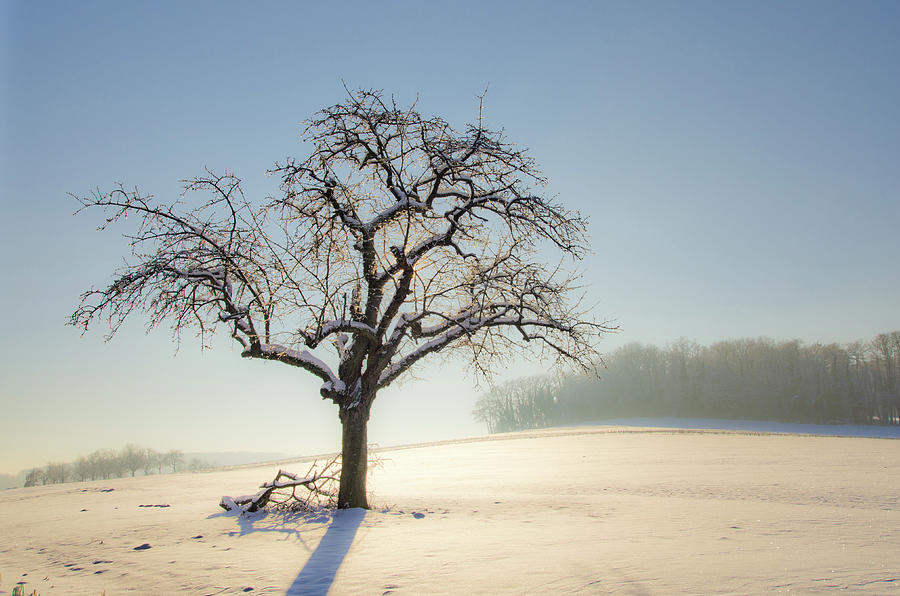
[{"xmin": 219, "ymin": 457, "xmax": 339, "ymax": 513}]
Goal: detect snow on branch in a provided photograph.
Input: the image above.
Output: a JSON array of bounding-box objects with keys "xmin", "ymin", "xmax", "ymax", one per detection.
[
  {"xmin": 304, "ymin": 319, "xmax": 377, "ymax": 348},
  {"xmin": 377, "ymin": 308, "xmax": 605, "ymax": 389},
  {"xmin": 245, "ymin": 343, "xmax": 344, "ymax": 399},
  {"xmin": 69, "ymin": 180, "xmax": 273, "ymax": 347},
  {"xmin": 72, "ymin": 88, "xmax": 614, "ymax": 422},
  {"xmin": 220, "ymin": 458, "xmax": 339, "ymax": 513}
]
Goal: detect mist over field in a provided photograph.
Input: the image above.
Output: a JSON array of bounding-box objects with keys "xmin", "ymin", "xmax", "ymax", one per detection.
[{"xmin": 475, "ymin": 333, "xmax": 900, "ymax": 435}]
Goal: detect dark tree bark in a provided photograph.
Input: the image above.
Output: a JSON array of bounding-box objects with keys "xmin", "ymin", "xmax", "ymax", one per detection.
[{"xmin": 338, "ymin": 404, "xmax": 371, "ymax": 509}]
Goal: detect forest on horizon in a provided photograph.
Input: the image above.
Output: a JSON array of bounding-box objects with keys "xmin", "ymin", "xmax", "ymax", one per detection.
[{"xmin": 474, "ymin": 331, "xmax": 900, "ymax": 434}]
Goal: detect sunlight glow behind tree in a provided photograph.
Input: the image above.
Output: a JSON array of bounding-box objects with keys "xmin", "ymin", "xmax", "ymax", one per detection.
[{"xmin": 71, "ymin": 90, "xmax": 613, "ymax": 508}]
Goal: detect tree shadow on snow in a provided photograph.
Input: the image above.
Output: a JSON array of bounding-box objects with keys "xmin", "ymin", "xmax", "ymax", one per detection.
[
  {"xmin": 208, "ymin": 508, "xmax": 332, "ymax": 548},
  {"xmin": 286, "ymin": 508, "xmax": 366, "ymax": 595},
  {"xmin": 208, "ymin": 506, "xmax": 366, "ymax": 594}
]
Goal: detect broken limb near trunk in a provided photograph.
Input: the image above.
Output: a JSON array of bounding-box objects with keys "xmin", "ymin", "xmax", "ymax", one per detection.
[{"xmin": 220, "ymin": 459, "xmax": 339, "ymax": 513}]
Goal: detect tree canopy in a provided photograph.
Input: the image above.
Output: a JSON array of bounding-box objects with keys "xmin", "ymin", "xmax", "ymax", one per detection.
[{"xmin": 72, "ymin": 89, "xmax": 611, "ymax": 507}]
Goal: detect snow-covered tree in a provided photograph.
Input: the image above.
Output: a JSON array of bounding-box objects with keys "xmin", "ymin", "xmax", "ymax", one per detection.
[{"xmin": 71, "ymin": 89, "xmax": 612, "ymax": 508}]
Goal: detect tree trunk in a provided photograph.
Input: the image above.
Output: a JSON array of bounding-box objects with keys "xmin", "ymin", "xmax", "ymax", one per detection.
[{"xmin": 338, "ymin": 405, "xmax": 370, "ymax": 509}]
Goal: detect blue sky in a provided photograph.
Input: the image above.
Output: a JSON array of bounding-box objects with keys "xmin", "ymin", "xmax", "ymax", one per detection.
[{"xmin": 2, "ymin": 1, "xmax": 898, "ymax": 474}]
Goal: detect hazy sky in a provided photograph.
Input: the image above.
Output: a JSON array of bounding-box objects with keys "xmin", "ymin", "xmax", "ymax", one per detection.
[{"xmin": 2, "ymin": 1, "xmax": 898, "ymax": 475}]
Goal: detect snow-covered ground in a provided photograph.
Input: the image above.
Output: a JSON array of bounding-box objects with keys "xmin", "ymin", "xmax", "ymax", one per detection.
[
  {"xmin": 1, "ymin": 425, "xmax": 898, "ymax": 594},
  {"xmin": 578, "ymin": 417, "xmax": 900, "ymax": 438}
]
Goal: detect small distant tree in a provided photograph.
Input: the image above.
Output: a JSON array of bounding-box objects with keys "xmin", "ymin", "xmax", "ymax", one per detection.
[
  {"xmin": 24, "ymin": 468, "xmax": 44, "ymax": 487},
  {"xmin": 473, "ymin": 374, "xmax": 562, "ymax": 433},
  {"xmin": 121, "ymin": 443, "xmax": 146, "ymax": 477},
  {"xmin": 74, "ymin": 456, "xmax": 92, "ymax": 482},
  {"xmin": 87, "ymin": 450, "xmax": 105, "ymax": 480},
  {"xmin": 45, "ymin": 461, "xmax": 70, "ymax": 484},
  {"xmin": 144, "ymin": 448, "xmax": 160, "ymax": 475},
  {"xmin": 70, "ymin": 89, "xmax": 612, "ymax": 508},
  {"xmin": 91, "ymin": 448, "xmax": 121, "ymax": 479},
  {"xmin": 163, "ymin": 449, "xmax": 184, "ymax": 473}
]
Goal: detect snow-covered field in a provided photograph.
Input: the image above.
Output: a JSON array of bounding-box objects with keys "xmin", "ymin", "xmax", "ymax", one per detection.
[
  {"xmin": 574, "ymin": 417, "xmax": 900, "ymax": 439},
  {"xmin": 2, "ymin": 425, "xmax": 899, "ymax": 595}
]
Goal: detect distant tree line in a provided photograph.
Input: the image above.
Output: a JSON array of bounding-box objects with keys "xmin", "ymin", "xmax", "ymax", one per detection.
[
  {"xmin": 474, "ymin": 331, "xmax": 900, "ymax": 433},
  {"xmin": 23, "ymin": 444, "xmax": 210, "ymax": 487}
]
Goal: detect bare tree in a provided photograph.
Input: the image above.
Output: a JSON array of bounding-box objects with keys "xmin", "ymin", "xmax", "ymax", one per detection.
[
  {"xmin": 163, "ymin": 449, "xmax": 184, "ymax": 473},
  {"xmin": 45, "ymin": 462, "xmax": 70, "ymax": 484},
  {"xmin": 86, "ymin": 448, "xmax": 121, "ymax": 480},
  {"xmin": 144, "ymin": 448, "xmax": 160, "ymax": 475},
  {"xmin": 86, "ymin": 449, "xmax": 107, "ymax": 480},
  {"xmin": 121, "ymin": 443, "xmax": 146, "ymax": 477},
  {"xmin": 74, "ymin": 456, "xmax": 92, "ymax": 482},
  {"xmin": 70, "ymin": 89, "xmax": 611, "ymax": 508},
  {"xmin": 473, "ymin": 374, "xmax": 563, "ymax": 433},
  {"xmin": 24, "ymin": 468, "xmax": 45, "ymax": 487}
]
